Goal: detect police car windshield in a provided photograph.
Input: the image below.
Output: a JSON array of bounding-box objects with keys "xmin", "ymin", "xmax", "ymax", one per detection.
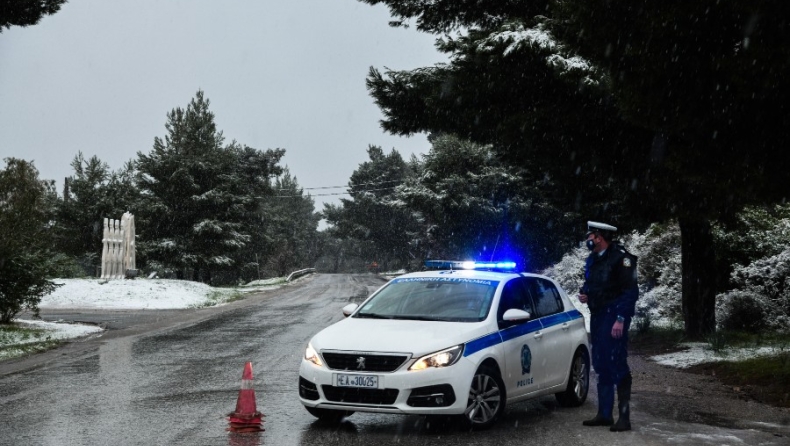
[{"xmin": 355, "ymin": 277, "xmax": 498, "ymax": 322}]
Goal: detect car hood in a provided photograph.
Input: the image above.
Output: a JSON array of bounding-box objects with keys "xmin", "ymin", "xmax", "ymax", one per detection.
[{"xmin": 309, "ymin": 317, "xmax": 492, "ymax": 356}]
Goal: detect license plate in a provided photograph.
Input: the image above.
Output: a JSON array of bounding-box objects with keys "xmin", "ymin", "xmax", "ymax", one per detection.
[{"xmin": 336, "ymin": 373, "xmax": 379, "ymax": 388}]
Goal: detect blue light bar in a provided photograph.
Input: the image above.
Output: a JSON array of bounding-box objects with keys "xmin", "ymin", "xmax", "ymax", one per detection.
[
  {"xmin": 470, "ymin": 261, "xmax": 517, "ymax": 270},
  {"xmin": 423, "ymin": 260, "xmax": 517, "ymax": 271}
]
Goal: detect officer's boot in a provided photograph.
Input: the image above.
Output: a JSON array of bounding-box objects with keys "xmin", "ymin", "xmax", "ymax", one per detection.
[
  {"xmin": 610, "ymin": 374, "xmax": 632, "ymax": 432},
  {"xmin": 582, "ymin": 382, "xmax": 614, "ymax": 426}
]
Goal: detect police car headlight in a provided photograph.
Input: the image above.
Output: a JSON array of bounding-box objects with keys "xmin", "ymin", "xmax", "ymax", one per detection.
[
  {"xmin": 305, "ymin": 343, "xmax": 323, "ymax": 367},
  {"xmin": 409, "ymin": 345, "xmax": 464, "ymax": 371}
]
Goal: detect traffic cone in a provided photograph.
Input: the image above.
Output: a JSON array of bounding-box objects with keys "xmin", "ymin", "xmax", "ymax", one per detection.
[{"xmin": 227, "ymin": 362, "xmax": 265, "ymax": 432}]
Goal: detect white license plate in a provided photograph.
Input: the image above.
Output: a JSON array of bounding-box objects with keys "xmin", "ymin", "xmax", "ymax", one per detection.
[{"xmin": 335, "ymin": 373, "xmax": 379, "ymax": 388}]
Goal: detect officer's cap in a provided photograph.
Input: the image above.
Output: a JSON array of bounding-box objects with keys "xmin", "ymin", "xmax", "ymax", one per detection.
[{"xmin": 586, "ymin": 221, "xmax": 617, "ymax": 237}]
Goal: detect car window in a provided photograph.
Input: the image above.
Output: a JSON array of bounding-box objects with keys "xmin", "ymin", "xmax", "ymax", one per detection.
[
  {"xmin": 497, "ymin": 278, "xmax": 534, "ymax": 326},
  {"xmin": 355, "ymin": 277, "xmax": 498, "ymax": 322},
  {"xmin": 524, "ymin": 278, "xmax": 563, "ymax": 318}
]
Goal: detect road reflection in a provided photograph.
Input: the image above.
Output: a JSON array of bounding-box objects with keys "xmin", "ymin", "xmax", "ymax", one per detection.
[{"xmin": 227, "ymin": 431, "xmax": 263, "ymax": 446}]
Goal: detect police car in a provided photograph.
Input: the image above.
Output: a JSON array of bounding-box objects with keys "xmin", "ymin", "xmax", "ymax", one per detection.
[{"xmin": 298, "ymin": 261, "xmax": 590, "ymax": 429}]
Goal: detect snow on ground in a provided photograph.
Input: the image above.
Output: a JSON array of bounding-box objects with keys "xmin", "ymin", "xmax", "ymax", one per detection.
[
  {"xmin": 650, "ymin": 342, "xmax": 787, "ymax": 368},
  {"xmin": 2, "ymin": 276, "xmax": 785, "ymax": 369},
  {"xmin": 39, "ymin": 278, "xmax": 245, "ymax": 310},
  {"xmin": 14, "ymin": 319, "xmax": 104, "ymax": 339},
  {"xmin": 1, "ymin": 277, "xmax": 286, "ymax": 361}
]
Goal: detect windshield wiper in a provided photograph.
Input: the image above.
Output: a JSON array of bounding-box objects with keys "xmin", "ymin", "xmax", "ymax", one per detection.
[
  {"xmin": 355, "ymin": 312, "xmax": 392, "ymax": 319},
  {"xmin": 390, "ymin": 315, "xmax": 438, "ymax": 321}
]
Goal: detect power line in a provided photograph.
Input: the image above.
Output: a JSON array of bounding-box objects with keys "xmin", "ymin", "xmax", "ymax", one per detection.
[
  {"xmin": 276, "ymin": 179, "xmax": 401, "ymax": 191},
  {"xmin": 272, "ymin": 186, "xmax": 398, "ymax": 198}
]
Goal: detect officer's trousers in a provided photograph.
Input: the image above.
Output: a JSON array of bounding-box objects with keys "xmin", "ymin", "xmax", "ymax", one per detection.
[{"xmin": 590, "ymin": 309, "xmax": 631, "ymax": 386}]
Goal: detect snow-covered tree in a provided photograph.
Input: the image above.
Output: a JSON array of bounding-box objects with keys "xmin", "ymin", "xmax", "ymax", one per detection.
[
  {"xmin": 136, "ymin": 91, "xmax": 285, "ymax": 283},
  {"xmin": 358, "ymin": 0, "xmax": 790, "ymax": 337},
  {"xmin": 258, "ymin": 168, "xmax": 321, "ymax": 277},
  {"xmin": 323, "ymin": 146, "xmax": 420, "ymax": 270},
  {"xmin": 55, "ymin": 153, "xmax": 138, "ymax": 266},
  {"xmin": 544, "ymin": 212, "xmax": 790, "ymax": 333},
  {"xmin": 395, "ymin": 134, "xmax": 576, "ymax": 270},
  {"xmin": 716, "ymin": 205, "xmax": 790, "ymax": 332},
  {"xmin": 0, "ymin": 159, "xmax": 60, "ymax": 323}
]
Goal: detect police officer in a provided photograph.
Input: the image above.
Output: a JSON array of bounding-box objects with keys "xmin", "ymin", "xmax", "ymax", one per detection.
[{"xmin": 578, "ymin": 221, "xmax": 638, "ymax": 432}]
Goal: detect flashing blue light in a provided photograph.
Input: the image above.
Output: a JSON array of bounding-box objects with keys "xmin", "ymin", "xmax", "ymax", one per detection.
[
  {"xmin": 470, "ymin": 261, "xmax": 517, "ymax": 270},
  {"xmin": 424, "ymin": 260, "xmax": 517, "ymax": 271}
]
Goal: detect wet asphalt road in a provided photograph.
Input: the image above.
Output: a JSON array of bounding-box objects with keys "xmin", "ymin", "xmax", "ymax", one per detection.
[{"xmin": 1, "ymin": 273, "xmax": 789, "ymax": 446}]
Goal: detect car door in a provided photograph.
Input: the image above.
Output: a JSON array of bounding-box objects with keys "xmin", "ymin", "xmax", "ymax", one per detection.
[
  {"xmin": 524, "ymin": 277, "xmax": 573, "ymax": 389},
  {"xmin": 497, "ymin": 277, "xmax": 547, "ymax": 400}
]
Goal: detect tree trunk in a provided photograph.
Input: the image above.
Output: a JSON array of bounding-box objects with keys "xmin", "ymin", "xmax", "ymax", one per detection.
[{"xmin": 678, "ymin": 217, "xmax": 718, "ymax": 338}]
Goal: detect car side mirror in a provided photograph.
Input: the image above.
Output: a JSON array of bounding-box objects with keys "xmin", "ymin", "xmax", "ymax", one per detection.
[
  {"xmin": 503, "ymin": 309, "xmax": 531, "ymax": 321},
  {"xmin": 342, "ymin": 303, "xmax": 359, "ymax": 317}
]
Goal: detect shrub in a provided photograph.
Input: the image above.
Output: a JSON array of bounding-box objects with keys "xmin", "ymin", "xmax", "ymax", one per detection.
[
  {"xmin": 716, "ymin": 290, "xmax": 767, "ymax": 332},
  {"xmin": 540, "ymin": 245, "xmax": 587, "ymax": 295},
  {"xmin": 543, "ymin": 222, "xmax": 686, "ymax": 329},
  {"xmin": 717, "ymin": 248, "xmax": 790, "ymax": 332}
]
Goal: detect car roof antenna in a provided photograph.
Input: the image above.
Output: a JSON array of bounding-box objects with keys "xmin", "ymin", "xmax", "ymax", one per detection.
[{"xmin": 490, "ymin": 234, "xmax": 501, "ymax": 261}]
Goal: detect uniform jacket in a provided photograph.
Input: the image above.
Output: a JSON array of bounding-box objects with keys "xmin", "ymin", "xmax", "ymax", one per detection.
[{"xmin": 582, "ymin": 242, "xmax": 639, "ymax": 318}]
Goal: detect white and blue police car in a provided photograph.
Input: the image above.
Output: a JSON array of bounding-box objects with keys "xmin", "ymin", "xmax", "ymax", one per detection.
[{"xmin": 298, "ymin": 261, "xmax": 590, "ymax": 429}]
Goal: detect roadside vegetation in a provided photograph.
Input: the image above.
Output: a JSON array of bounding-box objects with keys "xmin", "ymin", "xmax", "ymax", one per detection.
[
  {"xmin": 190, "ymin": 290, "xmax": 246, "ymax": 309},
  {"xmin": 689, "ymin": 352, "xmax": 790, "ymax": 408},
  {"xmin": 0, "ymin": 325, "xmax": 60, "ymax": 361},
  {"xmin": 644, "ymin": 312, "xmax": 790, "ymax": 409},
  {"xmin": 630, "ymin": 327, "xmax": 790, "ymax": 408}
]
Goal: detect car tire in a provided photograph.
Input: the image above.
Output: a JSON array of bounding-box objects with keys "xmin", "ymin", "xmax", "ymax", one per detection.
[
  {"xmin": 462, "ymin": 365, "xmax": 506, "ymax": 430},
  {"xmin": 555, "ymin": 347, "xmax": 590, "ymax": 407},
  {"xmin": 304, "ymin": 406, "xmax": 354, "ymax": 422}
]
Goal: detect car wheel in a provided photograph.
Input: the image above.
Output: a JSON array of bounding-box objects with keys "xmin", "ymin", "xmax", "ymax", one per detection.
[
  {"xmin": 462, "ymin": 365, "xmax": 505, "ymax": 430},
  {"xmin": 555, "ymin": 347, "xmax": 590, "ymax": 407},
  {"xmin": 304, "ymin": 406, "xmax": 354, "ymax": 422}
]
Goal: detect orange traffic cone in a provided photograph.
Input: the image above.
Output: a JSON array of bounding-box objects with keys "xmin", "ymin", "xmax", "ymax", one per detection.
[{"xmin": 227, "ymin": 362, "xmax": 265, "ymax": 432}]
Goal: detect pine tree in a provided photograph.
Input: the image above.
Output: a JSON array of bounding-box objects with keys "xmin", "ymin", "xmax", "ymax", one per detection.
[
  {"xmin": 358, "ymin": 0, "xmax": 790, "ymax": 336},
  {"xmin": 0, "ymin": 0, "xmax": 67, "ymax": 32},
  {"xmin": 396, "ymin": 134, "xmax": 577, "ymax": 269},
  {"xmin": 136, "ymin": 91, "xmax": 250, "ymax": 282},
  {"xmin": 260, "ymin": 169, "xmax": 321, "ymax": 277},
  {"xmin": 55, "ymin": 153, "xmax": 138, "ymax": 265},
  {"xmin": 0, "ymin": 159, "xmax": 60, "ymax": 323},
  {"xmin": 323, "ymin": 146, "xmax": 420, "ymax": 270},
  {"xmin": 553, "ymin": 0, "xmax": 790, "ymax": 335}
]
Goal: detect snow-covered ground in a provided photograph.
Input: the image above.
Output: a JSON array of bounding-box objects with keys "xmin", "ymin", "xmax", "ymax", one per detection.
[
  {"xmin": 1, "ymin": 277, "xmax": 285, "ymax": 360},
  {"xmin": 650, "ymin": 342, "xmax": 788, "ymax": 368},
  {"xmin": 1, "ymin": 277, "xmax": 784, "ymax": 368}
]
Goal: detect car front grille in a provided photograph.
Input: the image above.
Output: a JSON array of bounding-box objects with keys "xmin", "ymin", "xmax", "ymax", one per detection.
[
  {"xmin": 321, "ymin": 352, "xmax": 409, "ymax": 372},
  {"xmin": 321, "ymin": 385, "xmax": 399, "ymax": 405}
]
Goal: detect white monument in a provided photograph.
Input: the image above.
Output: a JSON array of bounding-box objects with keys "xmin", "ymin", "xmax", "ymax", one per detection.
[{"xmin": 101, "ymin": 212, "xmax": 136, "ymax": 279}]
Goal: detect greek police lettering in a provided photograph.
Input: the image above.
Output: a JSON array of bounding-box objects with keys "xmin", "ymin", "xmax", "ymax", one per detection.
[{"xmin": 393, "ymin": 277, "xmax": 496, "ymax": 286}]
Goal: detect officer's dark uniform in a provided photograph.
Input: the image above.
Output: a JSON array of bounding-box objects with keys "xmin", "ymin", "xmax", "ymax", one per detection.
[{"xmin": 581, "ymin": 224, "xmax": 639, "ymax": 431}]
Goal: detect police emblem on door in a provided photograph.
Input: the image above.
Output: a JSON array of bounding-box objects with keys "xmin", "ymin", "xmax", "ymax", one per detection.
[{"xmin": 521, "ymin": 344, "xmax": 532, "ymax": 375}]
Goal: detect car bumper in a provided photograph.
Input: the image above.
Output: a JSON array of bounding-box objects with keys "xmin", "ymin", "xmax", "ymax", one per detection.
[{"xmin": 298, "ymin": 356, "xmax": 477, "ymax": 415}]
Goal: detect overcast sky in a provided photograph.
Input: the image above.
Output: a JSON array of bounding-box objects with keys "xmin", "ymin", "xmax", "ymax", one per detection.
[{"xmin": 0, "ymin": 0, "xmax": 443, "ymax": 214}]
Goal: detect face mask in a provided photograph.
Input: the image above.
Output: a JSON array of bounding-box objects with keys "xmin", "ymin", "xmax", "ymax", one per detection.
[{"xmin": 586, "ymin": 238, "xmax": 596, "ymax": 251}]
